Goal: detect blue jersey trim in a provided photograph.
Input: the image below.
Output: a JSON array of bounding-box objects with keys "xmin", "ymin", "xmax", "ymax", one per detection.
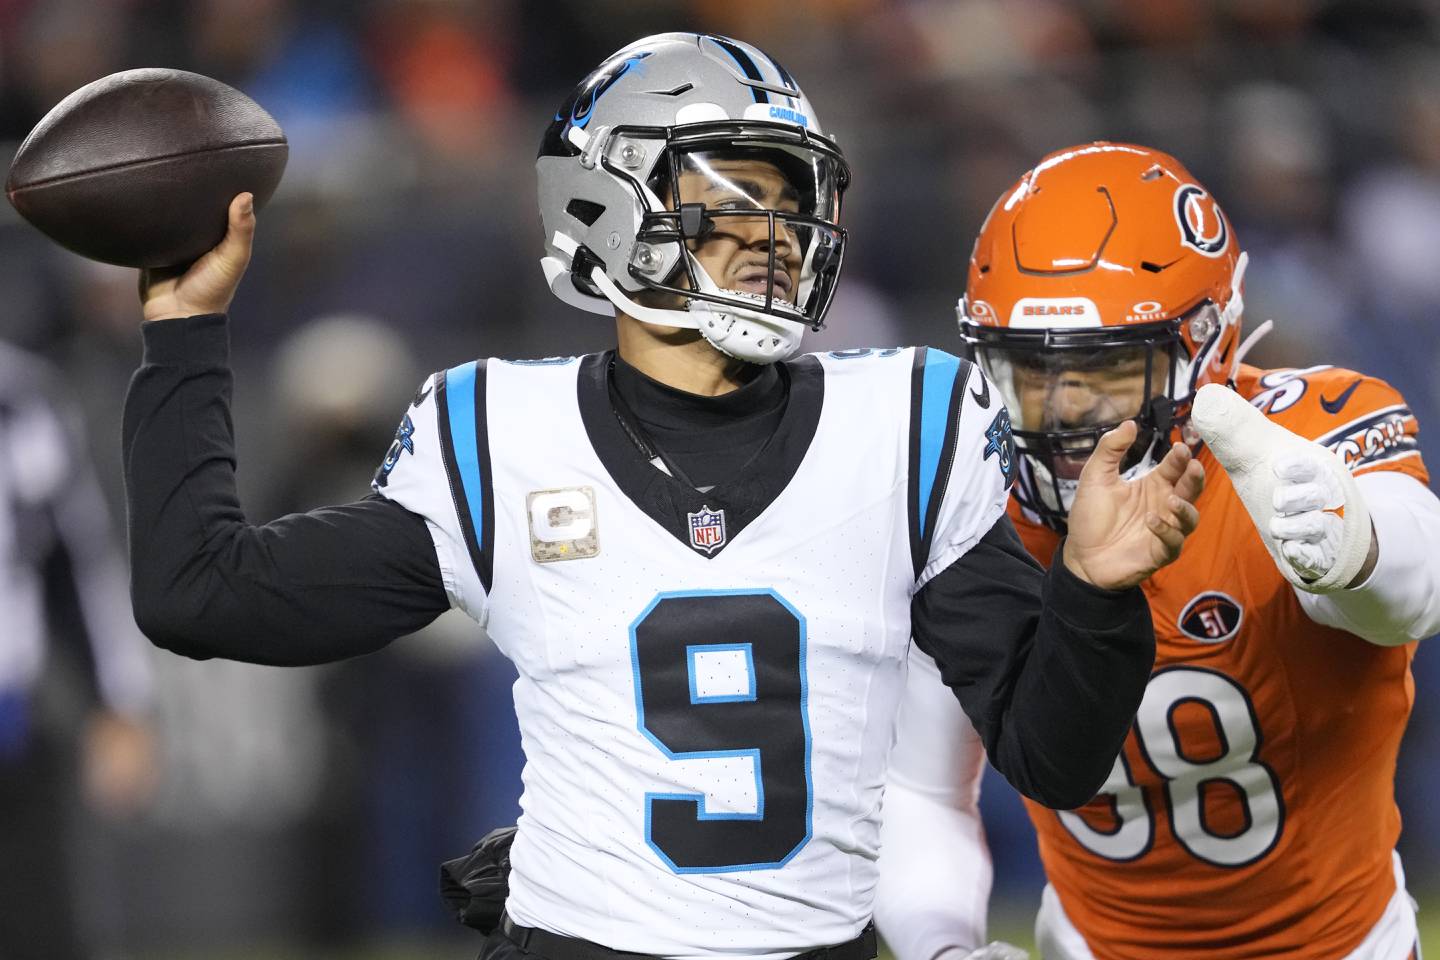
[
  {"xmin": 444, "ymin": 361, "xmax": 486, "ymax": 563},
  {"xmin": 917, "ymin": 349, "xmax": 961, "ymax": 539}
]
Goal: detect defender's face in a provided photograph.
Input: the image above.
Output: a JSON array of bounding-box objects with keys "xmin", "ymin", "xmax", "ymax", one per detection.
[
  {"xmin": 1012, "ymin": 346, "xmax": 1156, "ymax": 478},
  {"xmin": 674, "ymin": 155, "xmax": 802, "ymax": 304}
]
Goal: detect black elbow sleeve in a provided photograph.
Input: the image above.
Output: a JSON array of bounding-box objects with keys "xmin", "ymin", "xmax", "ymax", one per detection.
[{"xmin": 131, "ymin": 596, "xmax": 212, "ymax": 660}]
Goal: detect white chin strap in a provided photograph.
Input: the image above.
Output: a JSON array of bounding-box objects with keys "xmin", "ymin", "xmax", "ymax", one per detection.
[
  {"xmin": 1217, "ymin": 250, "xmax": 1249, "ymax": 382},
  {"xmin": 1172, "ymin": 249, "xmax": 1252, "ymax": 411},
  {"xmin": 587, "ymin": 260, "xmax": 806, "ymax": 365}
]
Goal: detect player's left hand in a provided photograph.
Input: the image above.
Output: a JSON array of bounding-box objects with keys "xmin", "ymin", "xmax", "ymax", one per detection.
[
  {"xmin": 1192, "ymin": 383, "xmax": 1377, "ymax": 592},
  {"xmin": 1269, "ymin": 452, "xmax": 1378, "ymax": 585},
  {"xmin": 1063, "ymin": 420, "xmax": 1205, "ymax": 590}
]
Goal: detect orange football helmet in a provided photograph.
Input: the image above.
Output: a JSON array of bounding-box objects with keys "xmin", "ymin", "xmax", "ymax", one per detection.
[{"xmin": 959, "ymin": 142, "xmax": 1249, "ymax": 528}]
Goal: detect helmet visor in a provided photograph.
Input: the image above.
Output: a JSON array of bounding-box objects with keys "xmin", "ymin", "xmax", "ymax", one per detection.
[
  {"xmin": 988, "ymin": 344, "xmax": 1164, "ymax": 432},
  {"xmin": 632, "ymin": 137, "xmax": 846, "ymax": 328},
  {"xmin": 971, "ymin": 334, "xmax": 1180, "ymax": 480},
  {"xmin": 670, "ymin": 146, "xmax": 841, "ymax": 221}
]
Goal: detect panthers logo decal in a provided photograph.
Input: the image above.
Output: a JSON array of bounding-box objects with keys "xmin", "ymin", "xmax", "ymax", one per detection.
[
  {"xmin": 373, "ymin": 414, "xmax": 415, "ymax": 489},
  {"xmin": 983, "ymin": 408, "xmax": 1016, "ymax": 488},
  {"xmin": 564, "ymin": 51, "xmax": 652, "ymax": 130}
]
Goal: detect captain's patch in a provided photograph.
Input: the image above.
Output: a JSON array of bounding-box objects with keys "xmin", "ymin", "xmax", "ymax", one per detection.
[{"xmin": 528, "ymin": 486, "xmax": 599, "ymax": 562}]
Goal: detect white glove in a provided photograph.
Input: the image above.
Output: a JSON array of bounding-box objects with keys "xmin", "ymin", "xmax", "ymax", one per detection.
[
  {"xmin": 1191, "ymin": 383, "xmax": 1371, "ymax": 593},
  {"xmin": 1269, "ymin": 452, "xmax": 1351, "ymax": 581}
]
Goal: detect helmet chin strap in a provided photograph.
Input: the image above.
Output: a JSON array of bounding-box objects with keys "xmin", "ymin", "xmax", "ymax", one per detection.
[
  {"xmin": 1219, "ymin": 250, "xmax": 1249, "ymax": 380},
  {"xmin": 587, "ymin": 258, "xmax": 806, "ymax": 364},
  {"xmin": 1174, "ymin": 248, "xmax": 1252, "ymax": 401},
  {"xmin": 1233, "ymin": 318, "xmax": 1274, "ymax": 369},
  {"xmin": 587, "ymin": 265, "xmax": 702, "ymax": 331}
]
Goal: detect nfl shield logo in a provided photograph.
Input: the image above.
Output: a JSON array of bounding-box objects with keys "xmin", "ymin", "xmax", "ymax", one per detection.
[{"xmin": 687, "ymin": 505, "xmax": 727, "ymax": 555}]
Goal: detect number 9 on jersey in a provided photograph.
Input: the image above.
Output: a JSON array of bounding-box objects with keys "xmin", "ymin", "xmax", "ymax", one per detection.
[{"xmin": 630, "ymin": 590, "xmax": 813, "ymax": 873}]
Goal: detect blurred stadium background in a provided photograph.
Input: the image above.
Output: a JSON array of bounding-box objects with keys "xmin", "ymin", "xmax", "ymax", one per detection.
[{"xmin": 3, "ymin": 0, "xmax": 1439, "ymax": 956}]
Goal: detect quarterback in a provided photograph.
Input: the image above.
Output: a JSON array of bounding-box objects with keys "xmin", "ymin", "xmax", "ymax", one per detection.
[
  {"xmin": 123, "ymin": 40, "xmax": 1202, "ymax": 960},
  {"xmin": 878, "ymin": 142, "xmax": 1440, "ymax": 960}
]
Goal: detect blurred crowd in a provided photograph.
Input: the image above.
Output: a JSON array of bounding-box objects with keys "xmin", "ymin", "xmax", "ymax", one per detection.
[{"xmin": 2, "ymin": 0, "xmax": 1439, "ymax": 955}]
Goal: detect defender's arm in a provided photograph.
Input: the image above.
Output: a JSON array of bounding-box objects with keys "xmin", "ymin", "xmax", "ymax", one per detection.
[
  {"xmin": 876, "ymin": 647, "xmax": 993, "ymax": 960},
  {"xmin": 1297, "ymin": 471, "xmax": 1440, "ymax": 645},
  {"xmin": 911, "ymin": 518, "xmax": 1153, "ymax": 810}
]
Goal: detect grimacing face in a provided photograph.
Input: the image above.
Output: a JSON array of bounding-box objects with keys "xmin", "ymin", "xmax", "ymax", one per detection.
[
  {"xmin": 1012, "ymin": 346, "xmax": 1157, "ymax": 479},
  {"xmin": 673, "ymin": 154, "xmax": 802, "ymax": 303}
]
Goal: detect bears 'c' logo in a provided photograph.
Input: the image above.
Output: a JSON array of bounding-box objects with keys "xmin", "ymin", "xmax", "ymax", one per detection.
[{"xmin": 1174, "ymin": 184, "xmax": 1229, "ymax": 258}]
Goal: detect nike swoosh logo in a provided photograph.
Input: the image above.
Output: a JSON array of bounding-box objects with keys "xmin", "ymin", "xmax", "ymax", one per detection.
[
  {"xmin": 970, "ymin": 374, "xmax": 991, "ymax": 409},
  {"xmin": 412, "ymin": 383, "xmax": 433, "ymax": 408},
  {"xmin": 1320, "ymin": 378, "xmax": 1362, "ymax": 415}
]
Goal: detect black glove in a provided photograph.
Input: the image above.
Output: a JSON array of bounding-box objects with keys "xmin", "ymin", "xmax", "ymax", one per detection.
[{"xmin": 440, "ymin": 825, "xmax": 517, "ymax": 935}]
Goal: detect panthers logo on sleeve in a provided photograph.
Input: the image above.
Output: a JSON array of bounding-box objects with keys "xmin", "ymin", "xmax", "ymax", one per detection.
[
  {"xmin": 983, "ymin": 407, "xmax": 1016, "ymax": 488},
  {"xmin": 373, "ymin": 413, "xmax": 416, "ymax": 489},
  {"xmin": 370, "ymin": 370, "xmax": 488, "ymax": 617},
  {"xmin": 906, "ymin": 349, "xmax": 1014, "ymax": 587}
]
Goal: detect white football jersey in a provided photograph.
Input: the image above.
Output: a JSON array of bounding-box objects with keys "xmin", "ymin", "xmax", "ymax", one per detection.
[{"xmin": 374, "ymin": 346, "xmax": 1013, "ymax": 959}]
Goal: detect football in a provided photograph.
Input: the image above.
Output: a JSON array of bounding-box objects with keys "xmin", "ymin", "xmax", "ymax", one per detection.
[{"xmin": 5, "ymin": 68, "xmax": 287, "ymax": 268}]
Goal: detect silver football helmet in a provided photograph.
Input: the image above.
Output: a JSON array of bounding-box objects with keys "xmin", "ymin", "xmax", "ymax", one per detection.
[{"xmin": 537, "ymin": 33, "xmax": 850, "ymax": 364}]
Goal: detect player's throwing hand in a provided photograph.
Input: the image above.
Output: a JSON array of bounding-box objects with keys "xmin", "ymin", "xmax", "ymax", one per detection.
[
  {"xmin": 140, "ymin": 192, "xmax": 256, "ymax": 322},
  {"xmin": 1062, "ymin": 420, "xmax": 1205, "ymax": 590}
]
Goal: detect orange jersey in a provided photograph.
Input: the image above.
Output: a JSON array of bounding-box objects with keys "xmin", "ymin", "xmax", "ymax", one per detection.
[{"xmin": 1016, "ymin": 364, "xmax": 1427, "ymax": 960}]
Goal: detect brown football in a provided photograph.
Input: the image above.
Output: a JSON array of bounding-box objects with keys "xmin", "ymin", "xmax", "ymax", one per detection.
[{"xmin": 6, "ymin": 68, "xmax": 288, "ymax": 268}]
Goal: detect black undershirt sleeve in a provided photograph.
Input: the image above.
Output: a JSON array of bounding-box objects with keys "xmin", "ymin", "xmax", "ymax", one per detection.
[
  {"xmin": 124, "ymin": 313, "xmax": 1149, "ymax": 806},
  {"xmin": 911, "ymin": 514, "xmax": 1155, "ymax": 810},
  {"xmin": 123, "ymin": 314, "xmax": 451, "ymax": 666}
]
